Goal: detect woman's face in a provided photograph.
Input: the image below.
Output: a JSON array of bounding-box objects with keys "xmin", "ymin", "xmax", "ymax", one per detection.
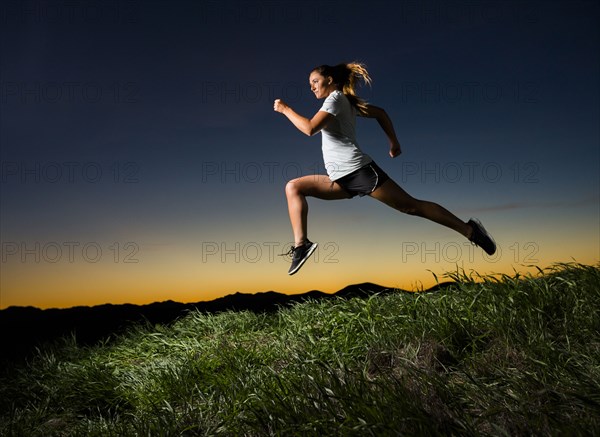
[{"xmin": 309, "ymin": 71, "xmax": 335, "ymax": 99}]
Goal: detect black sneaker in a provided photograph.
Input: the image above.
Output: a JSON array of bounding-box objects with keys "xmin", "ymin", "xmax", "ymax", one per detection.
[
  {"xmin": 281, "ymin": 240, "xmax": 318, "ymax": 275},
  {"xmin": 468, "ymin": 219, "xmax": 496, "ymax": 256}
]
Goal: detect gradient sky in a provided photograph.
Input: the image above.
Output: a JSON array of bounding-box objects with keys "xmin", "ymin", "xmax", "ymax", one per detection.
[{"xmin": 1, "ymin": 0, "xmax": 598, "ymax": 309}]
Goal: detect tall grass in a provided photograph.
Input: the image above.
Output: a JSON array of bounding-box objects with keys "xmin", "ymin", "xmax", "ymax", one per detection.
[{"xmin": 1, "ymin": 262, "xmax": 599, "ymax": 436}]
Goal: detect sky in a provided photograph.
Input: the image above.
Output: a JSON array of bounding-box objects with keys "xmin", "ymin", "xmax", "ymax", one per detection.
[{"xmin": 1, "ymin": 0, "xmax": 598, "ymax": 309}]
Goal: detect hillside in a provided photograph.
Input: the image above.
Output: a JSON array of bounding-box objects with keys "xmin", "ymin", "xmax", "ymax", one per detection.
[
  {"xmin": 1, "ymin": 263, "xmax": 598, "ymax": 435},
  {"xmin": 1, "ymin": 281, "xmax": 422, "ymax": 363}
]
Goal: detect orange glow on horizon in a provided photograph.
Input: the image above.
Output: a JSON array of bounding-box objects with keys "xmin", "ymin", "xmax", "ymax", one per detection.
[
  {"xmin": 2, "ymin": 241, "xmax": 597, "ymax": 309},
  {"xmin": 2, "ymin": 213, "xmax": 598, "ymax": 309}
]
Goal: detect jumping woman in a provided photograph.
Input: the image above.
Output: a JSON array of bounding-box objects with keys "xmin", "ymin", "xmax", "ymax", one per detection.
[{"xmin": 274, "ymin": 62, "xmax": 496, "ymax": 275}]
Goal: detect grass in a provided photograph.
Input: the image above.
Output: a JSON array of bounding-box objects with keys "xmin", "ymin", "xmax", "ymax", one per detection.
[{"xmin": 1, "ymin": 262, "xmax": 599, "ymax": 436}]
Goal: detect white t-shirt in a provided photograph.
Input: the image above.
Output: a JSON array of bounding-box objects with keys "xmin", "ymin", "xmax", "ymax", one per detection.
[{"xmin": 319, "ymin": 90, "xmax": 372, "ymax": 181}]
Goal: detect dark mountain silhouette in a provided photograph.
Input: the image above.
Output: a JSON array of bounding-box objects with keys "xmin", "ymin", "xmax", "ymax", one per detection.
[{"xmin": 0, "ymin": 281, "xmax": 456, "ymax": 366}]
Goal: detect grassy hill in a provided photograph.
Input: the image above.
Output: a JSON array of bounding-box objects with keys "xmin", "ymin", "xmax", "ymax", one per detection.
[{"xmin": 1, "ymin": 262, "xmax": 599, "ymax": 436}]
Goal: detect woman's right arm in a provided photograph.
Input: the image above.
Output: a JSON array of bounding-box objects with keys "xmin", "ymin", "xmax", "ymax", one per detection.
[
  {"xmin": 361, "ymin": 105, "xmax": 402, "ymax": 158},
  {"xmin": 274, "ymin": 99, "xmax": 333, "ymax": 137}
]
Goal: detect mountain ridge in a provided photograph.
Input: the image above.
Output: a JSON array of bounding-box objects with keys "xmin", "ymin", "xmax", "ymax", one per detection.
[{"xmin": 0, "ymin": 281, "xmax": 455, "ymax": 364}]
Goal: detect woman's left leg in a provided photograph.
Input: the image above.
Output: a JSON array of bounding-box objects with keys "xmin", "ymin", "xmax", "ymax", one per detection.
[
  {"xmin": 369, "ymin": 179, "xmax": 473, "ymax": 239},
  {"xmin": 285, "ymin": 174, "xmax": 351, "ymax": 247}
]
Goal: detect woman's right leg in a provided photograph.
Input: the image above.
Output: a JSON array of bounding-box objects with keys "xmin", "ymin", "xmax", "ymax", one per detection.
[
  {"xmin": 285, "ymin": 174, "xmax": 351, "ymax": 247},
  {"xmin": 370, "ymin": 179, "xmax": 497, "ymax": 255},
  {"xmin": 369, "ymin": 179, "xmax": 472, "ymax": 238}
]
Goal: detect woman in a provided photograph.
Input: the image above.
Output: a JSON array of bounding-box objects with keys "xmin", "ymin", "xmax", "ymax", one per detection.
[{"xmin": 274, "ymin": 62, "xmax": 495, "ymax": 275}]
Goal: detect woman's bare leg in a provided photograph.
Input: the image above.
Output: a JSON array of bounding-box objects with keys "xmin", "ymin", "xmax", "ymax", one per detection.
[
  {"xmin": 369, "ymin": 179, "xmax": 473, "ymax": 239},
  {"xmin": 285, "ymin": 174, "xmax": 351, "ymax": 246}
]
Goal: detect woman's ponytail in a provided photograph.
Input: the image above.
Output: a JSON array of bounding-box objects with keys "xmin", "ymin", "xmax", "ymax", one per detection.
[{"xmin": 342, "ymin": 62, "xmax": 371, "ymax": 115}]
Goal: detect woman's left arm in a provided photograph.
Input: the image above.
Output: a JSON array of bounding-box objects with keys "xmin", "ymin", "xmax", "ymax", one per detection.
[
  {"xmin": 361, "ymin": 104, "xmax": 402, "ymax": 158},
  {"xmin": 274, "ymin": 99, "xmax": 332, "ymax": 136}
]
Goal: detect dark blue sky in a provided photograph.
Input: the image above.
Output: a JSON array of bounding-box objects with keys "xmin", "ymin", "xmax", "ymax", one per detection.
[{"xmin": 1, "ymin": 0, "xmax": 599, "ymax": 308}]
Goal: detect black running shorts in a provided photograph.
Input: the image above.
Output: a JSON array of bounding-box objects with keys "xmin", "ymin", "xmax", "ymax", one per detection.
[{"xmin": 333, "ymin": 161, "xmax": 390, "ymax": 198}]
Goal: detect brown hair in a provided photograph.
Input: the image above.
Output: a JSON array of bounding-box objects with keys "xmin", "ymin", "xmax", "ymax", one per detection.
[{"xmin": 311, "ymin": 62, "xmax": 372, "ymax": 115}]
